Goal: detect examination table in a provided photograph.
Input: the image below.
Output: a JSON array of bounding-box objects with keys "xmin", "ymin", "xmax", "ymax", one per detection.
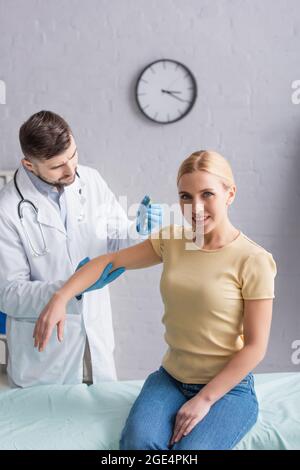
[{"xmin": 0, "ymin": 372, "xmax": 299, "ymax": 450}]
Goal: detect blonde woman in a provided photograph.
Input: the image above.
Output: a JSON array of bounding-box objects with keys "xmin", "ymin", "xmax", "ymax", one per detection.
[{"xmin": 34, "ymin": 151, "xmax": 277, "ymax": 450}]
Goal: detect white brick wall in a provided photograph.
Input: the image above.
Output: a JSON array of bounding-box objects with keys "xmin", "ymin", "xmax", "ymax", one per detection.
[{"xmin": 0, "ymin": 0, "xmax": 299, "ymax": 379}]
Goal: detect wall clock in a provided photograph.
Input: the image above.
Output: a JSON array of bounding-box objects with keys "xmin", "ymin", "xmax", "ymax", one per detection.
[{"xmin": 135, "ymin": 59, "xmax": 197, "ymax": 124}]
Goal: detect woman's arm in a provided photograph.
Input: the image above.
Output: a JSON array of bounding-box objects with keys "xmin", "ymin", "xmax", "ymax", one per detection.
[
  {"xmin": 170, "ymin": 298, "xmax": 273, "ymax": 445},
  {"xmin": 199, "ymin": 298, "xmax": 273, "ymax": 398},
  {"xmin": 33, "ymin": 240, "xmax": 161, "ymax": 351},
  {"xmin": 60, "ymin": 239, "xmax": 161, "ymax": 302}
]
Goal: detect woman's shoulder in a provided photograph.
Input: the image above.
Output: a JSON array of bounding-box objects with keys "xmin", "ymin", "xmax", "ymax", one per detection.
[
  {"xmin": 241, "ymin": 232, "xmax": 267, "ymax": 253},
  {"xmin": 238, "ymin": 234, "xmax": 277, "ymax": 294},
  {"xmin": 238, "ymin": 232, "xmax": 276, "ymax": 268}
]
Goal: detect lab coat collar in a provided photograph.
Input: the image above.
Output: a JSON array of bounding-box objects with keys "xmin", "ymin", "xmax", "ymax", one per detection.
[{"xmin": 15, "ymin": 165, "xmax": 83, "ymax": 235}]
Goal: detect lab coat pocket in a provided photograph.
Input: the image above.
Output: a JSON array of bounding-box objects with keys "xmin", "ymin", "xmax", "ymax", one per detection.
[{"xmin": 8, "ymin": 318, "xmax": 65, "ymax": 385}]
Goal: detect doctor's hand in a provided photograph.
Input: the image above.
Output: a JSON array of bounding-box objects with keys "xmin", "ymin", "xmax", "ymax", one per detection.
[
  {"xmin": 75, "ymin": 257, "xmax": 126, "ymax": 300},
  {"xmin": 33, "ymin": 292, "xmax": 67, "ymax": 352},
  {"xmin": 169, "ymin": 394, "xmax": 212, "ymax": 447},
  {"xmin": 136, "ymin": 195, "xmax": 162, "ymax": 236}
]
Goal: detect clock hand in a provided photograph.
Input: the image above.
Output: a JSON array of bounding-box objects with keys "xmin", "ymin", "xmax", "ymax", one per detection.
[
  {"xmin": 161, "ymin": 90, "xmax": 189, "ymax": 103},
  {"xmin": 161, "ymin": 89, "xmax": 182, "ymax": 94}
]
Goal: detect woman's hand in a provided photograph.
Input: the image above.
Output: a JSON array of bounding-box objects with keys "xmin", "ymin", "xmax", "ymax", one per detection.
[
  {"xmin": 33, "ymin": 292, "xmax": 67, "ymax": 352},
  {"xmin": 169, "ymin": 394, "xmax": 212, "ymax": 446}
]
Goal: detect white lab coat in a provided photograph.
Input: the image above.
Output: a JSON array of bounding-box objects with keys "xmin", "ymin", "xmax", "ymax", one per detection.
[{"xmin": 0, "ymin": 164, "xmax": 138, "ymax": 387}]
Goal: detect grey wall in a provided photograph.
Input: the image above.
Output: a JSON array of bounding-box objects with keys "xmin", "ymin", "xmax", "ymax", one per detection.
[{"xmin": 0, "ymin": 0, "xmax": 300, "ymax": 379}]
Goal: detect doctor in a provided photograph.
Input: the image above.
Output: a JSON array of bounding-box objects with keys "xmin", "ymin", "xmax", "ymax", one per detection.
[{"xmin": 0, "ymin": 110, "xmax": 162, "ymax": 388}]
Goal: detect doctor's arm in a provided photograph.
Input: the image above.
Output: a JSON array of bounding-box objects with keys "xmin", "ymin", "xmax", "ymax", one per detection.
[
  {"xmin": 94, "ymin": 170, "xmax": 161, "ymax": 251},
  {"xmin": 93, "ymin": 169, "xmax": 138, "ymax": 252},
  {"xmin": 33, "ymin": 239, "xmax": 162, "ymax": 351},
  {"xmin": 0, "ymin": 215, "xmax": 81, "ymax": 319}
]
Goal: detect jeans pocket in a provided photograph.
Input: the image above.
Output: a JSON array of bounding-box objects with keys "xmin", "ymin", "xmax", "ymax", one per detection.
[
  {"xmin": 240, "ymin": 372, "xmax": 254, "ymax": 385},
  {"xmin": 230, "ymin": 373, "xmax": 253, "ymax": 394},
  {"xmin": 240, "ymin": 378, "xmax": 249, "ymax": 384}
]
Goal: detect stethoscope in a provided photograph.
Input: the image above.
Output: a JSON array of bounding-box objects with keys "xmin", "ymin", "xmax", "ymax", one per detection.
[{"xmin": 13, "ymin": 168, "xmax": 85, "ymax": 257}]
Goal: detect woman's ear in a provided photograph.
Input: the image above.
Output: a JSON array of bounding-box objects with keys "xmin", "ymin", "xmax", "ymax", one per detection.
[{"xmin": 226, "ymin": 185, "xmax": 236, "ymax": 206}]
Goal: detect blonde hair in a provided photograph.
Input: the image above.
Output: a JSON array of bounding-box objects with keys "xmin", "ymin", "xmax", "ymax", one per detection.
[{"xmin": 177, "ymin": 150, "xmax": 235, "ymax": 190}]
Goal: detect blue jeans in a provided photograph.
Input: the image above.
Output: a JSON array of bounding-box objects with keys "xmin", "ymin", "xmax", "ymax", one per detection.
[{"xmin": 120, "ymin": 366, "xmax": 258, "ymax": 450}]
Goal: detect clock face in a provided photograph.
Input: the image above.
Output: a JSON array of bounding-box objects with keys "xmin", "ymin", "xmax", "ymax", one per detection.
[{"xmin": 135, "ymin": 59, "xmax": 197, "ymax": 124}]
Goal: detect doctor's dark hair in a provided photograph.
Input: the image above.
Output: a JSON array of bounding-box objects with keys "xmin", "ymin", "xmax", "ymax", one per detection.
[{"xmin": 19, "ymin": 110, "xmax": 72, "ymax": 160}]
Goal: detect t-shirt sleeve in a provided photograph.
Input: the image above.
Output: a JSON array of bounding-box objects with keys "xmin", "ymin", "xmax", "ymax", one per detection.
[
  {"xmin": 241, "ymin": 251, "xmax": 277, "ymax": 300},
  {"xmin": 148, "ymin": 226, "xmax": 168, "ymax": 260}
]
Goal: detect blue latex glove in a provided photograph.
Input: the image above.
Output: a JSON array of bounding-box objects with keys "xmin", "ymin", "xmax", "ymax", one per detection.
[
  {"xmin": 75, "ymin": 257, "xmax": 126, "ymax": 300},
  {"xmin": 136, "ymin": 195, "xmax": 162, "ymax": 236}
]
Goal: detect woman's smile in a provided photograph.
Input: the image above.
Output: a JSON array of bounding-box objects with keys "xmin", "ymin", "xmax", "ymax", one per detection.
[{"xmin": 192, "ymin": 215, "xmax": 211, "ymax": 225}]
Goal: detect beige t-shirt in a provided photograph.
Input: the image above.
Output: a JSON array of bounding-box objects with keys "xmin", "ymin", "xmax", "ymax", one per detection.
[{"xmin": 149, "ymin": 225, "xmax": 277, "ymax": 384}]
